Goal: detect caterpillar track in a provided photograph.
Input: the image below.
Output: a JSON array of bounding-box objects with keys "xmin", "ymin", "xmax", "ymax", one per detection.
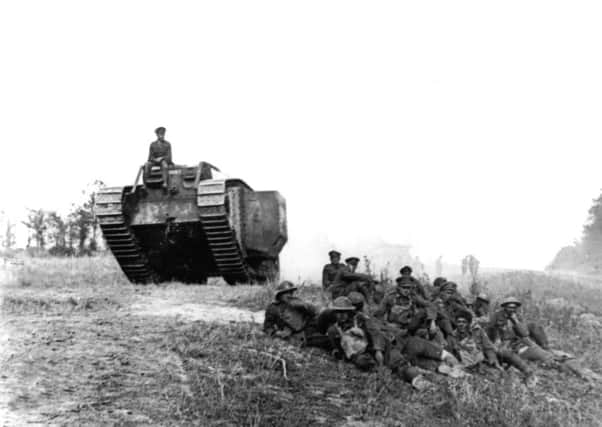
[
  {"xmin": 95, "ymin": 187, "xmax": 156, "ymax": 284},
  {"xmin": 197, "ymin": 180, "xmax": 251, "ymax": 285}
]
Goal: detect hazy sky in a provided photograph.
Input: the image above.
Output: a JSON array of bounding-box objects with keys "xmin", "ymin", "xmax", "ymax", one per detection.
[{"xmin": 1, "ymin": 1, "xmax": 601, "ymax": 271}]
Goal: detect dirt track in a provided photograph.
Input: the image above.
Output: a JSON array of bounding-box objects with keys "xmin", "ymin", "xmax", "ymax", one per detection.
[{"xmin": 0, "ymin": 264, "xmax": 264, "ymax": 426}]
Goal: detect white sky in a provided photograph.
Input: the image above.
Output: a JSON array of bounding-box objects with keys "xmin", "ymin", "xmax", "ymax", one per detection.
[{"xmin": 1, "ymin": 1, "xmax": 601, "ymax": 271}]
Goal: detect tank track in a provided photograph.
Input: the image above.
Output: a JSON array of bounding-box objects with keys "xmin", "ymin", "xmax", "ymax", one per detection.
[
  {"xmin": 197, "ymin": 180, "xmax": 251, "ymax": 284},
  {"xmin": 95, "ymin": 187, "xmax": 156, "ymax": 284}
]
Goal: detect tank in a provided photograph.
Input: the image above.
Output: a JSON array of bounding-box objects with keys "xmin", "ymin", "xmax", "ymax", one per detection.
[{"xmin": 94, "ymin": 162, "xmax": 287, "ymax": 285}]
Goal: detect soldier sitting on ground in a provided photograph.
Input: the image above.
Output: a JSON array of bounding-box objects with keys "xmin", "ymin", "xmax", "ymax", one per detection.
[
  {"xmin": 326, "ymin": 296, "xmax": 436, "ymax": 390},
  {"xmin": 471, "ymin": 292, "xmax": 491, "ymax": 325},
  {"xmin": 263, "ymin": 281, "xmax": 328, "ymax": 348},
  {"xmin": 322, "ymin": 250, "xmax": 347, "ymax": 291},
  {"xmin": 145, "ymin": 126, "xmax": 173, "ymax": 189},
  {"xmin": 438, "ymin": 282, "xmax": 473, "ymax": 328},
  {"xmin": 315, "ymin": 291, "xmax": 366, "ymax": 338},
  {"xmin": 454, "ymin": 312, "xmax": 501, "ymax": 372},
  {"xmin": 374, "ymin": 278, "xmax": 448, "ymax": 347},
  {"xmin": 396, "ymin": 265, "xmax": 428, "ymax": 298},
  {"xmin": 428, "ymin": 276, "xmax": 448, "ymax": 300},
  {"xmin": 330, "ymin": 257, "xmax": 376, "ymax": 302},
  {"xmin": 486, "ymin": 297, "xmax": 537, "ymax": 385},
  {"xmin": 490, "ymin": 297, "xmax": 596, "ymax": 381}
]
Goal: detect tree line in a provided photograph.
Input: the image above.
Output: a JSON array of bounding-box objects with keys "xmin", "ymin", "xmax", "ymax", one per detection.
[
  {"xmin": 548, "ymin": 190, "xmax": 602, "ymax": 273},
  {"xmin": 1, "ymin": 181, "xmax": 105, "ymax": 257}
]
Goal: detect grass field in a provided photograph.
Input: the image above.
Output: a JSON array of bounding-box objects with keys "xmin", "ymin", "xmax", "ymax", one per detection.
[{"xmin": 1, "ymin": 256, "xmax": 601, "ymax": 426}]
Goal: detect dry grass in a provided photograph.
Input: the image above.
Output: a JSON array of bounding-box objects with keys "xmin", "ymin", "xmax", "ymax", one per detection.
[{"xmin": 1, "ymin": 256, "xmax": 602, "ymax": 426}]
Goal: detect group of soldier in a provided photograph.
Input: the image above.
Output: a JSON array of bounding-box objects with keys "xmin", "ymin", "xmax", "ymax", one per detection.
[{"xmin": 263, "ymin": 250, "xmax": 593, "ymax": 390}]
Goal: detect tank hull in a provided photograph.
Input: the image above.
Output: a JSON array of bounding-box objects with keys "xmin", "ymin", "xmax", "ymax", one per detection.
[{"xmin": 94, "ymin": 165, "xmax": 287, "ymax": 285}]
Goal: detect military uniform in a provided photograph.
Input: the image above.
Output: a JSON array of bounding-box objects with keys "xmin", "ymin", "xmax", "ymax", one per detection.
[
  {"xmin": 263, "ymin": 282, "xmax": 322, "ymax": 346},
  {"xmin": 455, "ymin": 320, "xmax": 497, "ymax": 368},
  {"xmin": 145, "ymin": 128, "xmax": 173, "ymax": 188},
  {"xmin": 375, "ymin": 286, "xmax": 437, "ymax": 336},
  {"xmin": 486, "ymin": 308, "xmax": 532, "ymax": 376},
  {"xmin": 330, "ymin": 261, "xmax": 375, "ymax": 301},
  {"xmin": 321, "ymin": 263, "xmax": 346, "ymax": 290},
  {"xmin": 148, "ymin": 140, "xmax": 173, "ymax": 165},
  {"xmin": 326, "ymin": 297, "xmax": 428, "ymax": 387}
]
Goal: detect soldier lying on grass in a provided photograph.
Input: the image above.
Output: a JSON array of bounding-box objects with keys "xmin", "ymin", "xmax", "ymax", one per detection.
[{"xmin": 263, "ymin": 281, "xmax": 330, "ymax": 348}]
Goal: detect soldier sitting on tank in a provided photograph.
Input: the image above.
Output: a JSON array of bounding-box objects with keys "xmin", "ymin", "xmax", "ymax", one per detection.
[{"xmin": 145, "ymin": 126, "xmax": 173, "ymax": 188}]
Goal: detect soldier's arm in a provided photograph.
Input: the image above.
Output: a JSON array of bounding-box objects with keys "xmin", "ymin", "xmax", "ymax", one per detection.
[
  {"xmin": 476, "ymin": 328, "xmax": 498, "ymax": 365},
  {"xmin": 288, "ymin": 298, "xmax": 318, "ymax": 317},
  {"xmin": 510, "ymin": 314, "xmax": 529, "ymax": 338},
  {"xmin": 341, "ymin": 272, "xmax": 373, "ymax": 282},
  {"xmin": 358, "ymin": 315, "xmax": 386, "ymax": 353},
  {"xmin": 407, "ymin": 309, "xmax": 429, "ymax": 334},
  {"xmin": 148, "ymin": 144, "xmax": 154, "ymax": 162},
  {"xmin": 414, "ymin": 298, "xmax": 437, "ymax": 321},
  {"xmin": 436, "ymin": 311, "xmax": 455, "ymax": 336}
]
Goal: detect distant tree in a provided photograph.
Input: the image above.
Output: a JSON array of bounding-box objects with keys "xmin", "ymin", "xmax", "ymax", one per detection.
[
  {"xmin": 22, "ymin": 209, "xmax": 47, "ymax": 249},
  {"xmin": 547, "ymin": 244, "xmax": 584, "ymax": 271},
  {"xmin": 67, "ymin": 180, "xmax": 104, "ymax": 255},
  {"xmin": 582, "ymin": 192, "xmax": 602, "ymax": 271},
  {"xmin": 46, "ymin": 211, "xmax": 74, "ymax": 256},
  {"xmin": 1, "ymin": 219, "xmax": 16, "ymax": 250},
  {"xmin": 47, "ymin": 211, "xmax": 67, "ymax": 248}
]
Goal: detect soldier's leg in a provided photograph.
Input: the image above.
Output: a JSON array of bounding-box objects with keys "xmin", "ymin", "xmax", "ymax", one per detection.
[
  {"xmin": 388, "ymin": 348, "xmax": 423, "ymax": 383},
  {"xmin": 402, "ymin": 336, "xmax": 445, "ymax": 369},
  {"xmin": 144, "ymin": 161, "xmax": 152, "ymax": 182},
  {"xmin": 160, "ymin": 159, "xmax": 169, "ymax": 188},
  {"xmin": 350, "ymin": 353, "xmax": 377, "ymax": 371},
  {"xmin": 327, "ymin": 325, "xmax": 343, "ymax": 358},
  {"xmin": 519, "ymin": 343, "xmax": 554, "ymax": 363},
  {"xmin": 528, "ymin": 322, "xmax": 549, "ymax": 349},
  {"xmin": 521, "ymin": 343, "xmax": 588, "ymax": 379},
  {"xmin": 497, "ymin": 350, "xmax": 532, "ymax": 376}
]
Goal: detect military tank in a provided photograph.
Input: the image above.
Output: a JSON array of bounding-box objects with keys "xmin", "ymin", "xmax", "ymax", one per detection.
[{"xmin": 94, "ymin": 162, "xmax": 287, "ymax": 285}]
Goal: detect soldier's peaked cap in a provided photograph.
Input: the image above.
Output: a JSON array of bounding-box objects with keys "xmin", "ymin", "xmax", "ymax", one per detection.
[
  {"xmin": 433, "ymin": 277, "xmax": 447, "ymax": 287},
  {"xmin": 330, "ymin": 296, "xmax": 356, "ymax": 311},
  {"xmin": 345, "ymin": 257, "xmax": 360, "ymax": 264},
  {"xmin": 328, "ymin": 250, "xmax": 341, "ymax": 257},
  {"xmin": 155, "ymin": 126, "xmax": 166, "ymax": 134},
  {"xmin": 396, "ymin": 276, "xmax": 414, "ymax": 286},
  {"xmin": 274, "ymin": 281, "xmax": 297, "ymax": 298},
  {"xmin": 500, "ymin": 296, "xmax": 522, "ymax": 308},
  {"xmin": 400, "ymin": 266, "xmax": 413, "ymax": 274},
  {"xmin": 440, "ymin": 281, "xmax": 458, "ymax": 292}
]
